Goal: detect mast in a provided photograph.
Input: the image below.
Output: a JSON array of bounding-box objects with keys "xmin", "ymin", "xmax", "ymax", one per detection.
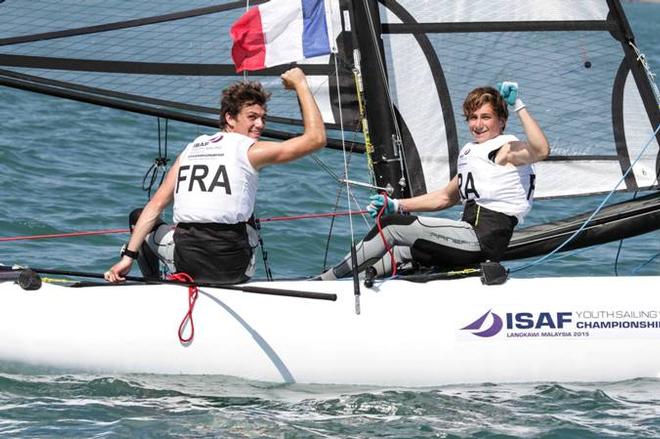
[{"xmin": 348, "ymin": 0, "xmax": 409, "ymax": 197}]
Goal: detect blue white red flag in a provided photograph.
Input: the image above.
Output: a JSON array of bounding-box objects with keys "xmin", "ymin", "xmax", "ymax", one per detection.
[{"xmin": 230, "ymin": 0, "xmax": 333, "ymax": 72}]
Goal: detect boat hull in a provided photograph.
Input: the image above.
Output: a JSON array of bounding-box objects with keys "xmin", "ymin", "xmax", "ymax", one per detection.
[{"xmin": 1, "ymin": 276, "xmax": 659, "ymax": 386}]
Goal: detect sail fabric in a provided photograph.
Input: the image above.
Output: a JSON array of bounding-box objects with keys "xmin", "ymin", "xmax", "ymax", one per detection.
[
  {"xmin": 0, "ymin": 0, "xmax": 360, "ymax": 149},
  {"xmin": 1, "ymin": 0, "xmax": 658, "ymax": 197},
  {"xmin": 231, "ymin": 0, "xmax": 334, "ymax": 72},
  {"xmin": 375, "ymin": 0, "xmax": 659, "ymax": 199}
]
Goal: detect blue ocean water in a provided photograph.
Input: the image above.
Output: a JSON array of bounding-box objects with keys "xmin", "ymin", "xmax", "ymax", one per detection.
[{"xmin": 0, "ymin": 3, "xmax": 659, "ymax": 438}]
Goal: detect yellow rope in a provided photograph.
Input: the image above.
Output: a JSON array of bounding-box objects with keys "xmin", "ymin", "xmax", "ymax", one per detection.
[
  {"xmin": 42, "ymin": 277, "xmax": 76, "ymax": 284},
  {"xmin": 353, "ymin": 69, "xmax": 375, "ymax": 174}
]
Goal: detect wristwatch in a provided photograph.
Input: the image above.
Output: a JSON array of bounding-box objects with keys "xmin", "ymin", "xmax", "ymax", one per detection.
[{"xmin": 121, "ymin": 247, "xmax": 139, "ymax": 259}]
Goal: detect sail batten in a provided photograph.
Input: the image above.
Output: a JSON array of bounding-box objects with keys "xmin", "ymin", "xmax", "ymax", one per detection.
[
  {"xmin": 371, "ymin": 0, "xmax": 659, "ymax": 199},
  {"xmin": 0, "ymin": 2, "xmax": 269, "ymax": 47},
  {"xmin": 0, "ymin": 0, "xmax": 362, "ymax": 149},
  {"xmin": 383, "ymin": 21, "xmax": 617, "ymax": 34}
]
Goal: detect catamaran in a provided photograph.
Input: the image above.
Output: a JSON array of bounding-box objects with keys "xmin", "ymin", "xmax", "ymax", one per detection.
[{"xmin": 0, "ymin": 0, "xmax": 658, "ymax": 386}]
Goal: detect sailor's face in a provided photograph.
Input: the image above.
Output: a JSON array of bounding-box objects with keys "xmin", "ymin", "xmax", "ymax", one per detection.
[
  {"xmin": 226, "ymin": 103, "xmax": 266, "ymax": 139},
  {"xmin": 467, "ymin": 103, "xmax": 504, "ymax": 143}
]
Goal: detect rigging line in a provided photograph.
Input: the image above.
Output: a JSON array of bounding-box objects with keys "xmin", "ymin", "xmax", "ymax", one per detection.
[
  {"xmin": 309, "ymin": 148, "xmax": 373, "ymax": 219},
  {"xmin": 310, "ymin": 154, "xmax": 341, "ymax": 180},
  {"xmin": 318, "ymin": 132, "xmax": 373, "ymax": 270},
  {"xmin": 260, "ymin": 210, "xmax": 368, "ymax": 222},
  {"xmin": 142, "ymin": 118, "xmax": 170, "ymax": 199},
  {"xmin": 323, "ymin": 180, "xmax": 347, "ymax": 270},
  {"xmin": 632, "ymin": 251, "xmax": 660, "ymax": 275},
  {"xmin": 330, "ymin": 4, "xmax": 360, "ymax": 312},
  {"xmin": 509, "ymin": 122, "xmax": 660, "ymax": 274},
  {"xmin": 311, "ymin": 154, "xmax": 366, "ymax": 218},
  {"xmin": 0, "ymin": 229, "xmax": 129, "ymax": 242},
  {"xmin": 319, "ymin": 0, "xmax": 360, "ymax": 246},
  {"xmin": 0, "ymin": 211, "xmax": 370, "ymax": 243}
]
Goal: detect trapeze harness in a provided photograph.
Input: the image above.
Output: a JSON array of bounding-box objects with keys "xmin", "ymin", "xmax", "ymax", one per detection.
[
  {"xmin": 323, "ymin": 134, "xmax": 535, "ymax": 279},
  {"xmin": 141, "ymin": 132, "xmax": 259, "ymax": 284}
]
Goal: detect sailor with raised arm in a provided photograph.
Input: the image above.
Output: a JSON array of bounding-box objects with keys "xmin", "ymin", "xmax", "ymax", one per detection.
[
  {"xmin": 320, "ymin": 82, "xmax": 550, "ymax": 280},
  {"xmin": 105, "ymin": 67, "xmax": 326, "ymax": 285}
]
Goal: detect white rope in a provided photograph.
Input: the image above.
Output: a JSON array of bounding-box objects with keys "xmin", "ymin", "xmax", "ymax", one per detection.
[
  {"xmin": 326, "ymin": 0, "xmax": 362, "ymax": 246},
  {"xmin": 629, "ymin": 41, "xmax": 660, "ymax": 106}
]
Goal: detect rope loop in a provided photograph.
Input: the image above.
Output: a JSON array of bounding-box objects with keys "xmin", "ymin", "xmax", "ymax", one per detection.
[
  {"xmin": 142, "ymin": 118, "xmax": 170, "ymax": 199},
  {"xmin": 168, "ymin": 272, "xmax": 199, "ymax": 344}
]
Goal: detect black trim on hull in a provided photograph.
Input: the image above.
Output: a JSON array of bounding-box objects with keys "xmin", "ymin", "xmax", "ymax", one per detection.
[{"xmin": 504, "ymin": 191, "xmax": 660, "ymax": 260}]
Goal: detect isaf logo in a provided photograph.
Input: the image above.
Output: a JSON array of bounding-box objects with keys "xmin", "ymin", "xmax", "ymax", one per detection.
[
  {"xmin": 461, "ymin": 309, "xmax": 503, "ymax": 337},
  {"xmin": 462, "ymin": 310, "xmax": 573, "ymax": 338}
]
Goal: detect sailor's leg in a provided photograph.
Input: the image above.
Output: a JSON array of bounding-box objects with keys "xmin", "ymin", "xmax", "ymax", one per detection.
[
  {"xmin": 143, "ymin": 224, "xmax": 176, "ymax": 276},
  {"xmin": 320, "ymin": 214, "xmax": 481, "ymax": 280},
  {"xmin": 320, "ymin": 214, "xmax": 418, "ymax": 280},
  {"xmin": 243, "ymin": 224, "xmax": 259, "ymax": 280},
  {"xmin": 369, "ymin": 245, "xmax": 413, "ymax": 277},
  {"xmin": 407, "ymin": 216, "xmax": 481, "ymax": 268},
  {"xmin": 127, "ymin": 208, "xmax": 175, "ymax": 278}
]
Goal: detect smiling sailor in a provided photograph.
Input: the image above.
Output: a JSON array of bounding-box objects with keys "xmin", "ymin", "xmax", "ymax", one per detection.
[
  {"xmin": 320, "ymin": 82, "xmax": 550, "ymax": 280},
  {"xmin": 105, "ymin": 67, "xmax": 326, "ymax": 285}
]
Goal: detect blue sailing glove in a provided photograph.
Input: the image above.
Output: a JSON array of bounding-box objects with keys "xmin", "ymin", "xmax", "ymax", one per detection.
[
  {"xmin": 497, "ymin": 81, "xmax": 526, "ymax": 112},
  {"xmin": 497, "ymin": 81, "xmax": 518, "ymax": 105},
  {"xmin": 366, "ymin": 194, "xmax": 400, "ymax": 218}
]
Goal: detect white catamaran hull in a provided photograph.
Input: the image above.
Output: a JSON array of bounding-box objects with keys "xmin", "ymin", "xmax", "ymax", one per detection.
[{"xmin": 1, "ymin": 276, "xmax": 659, "ymax": 386}]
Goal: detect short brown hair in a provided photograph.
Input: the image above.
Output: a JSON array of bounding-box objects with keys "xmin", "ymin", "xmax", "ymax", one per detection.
[
  {"xmin": 219, "ymin": 81, "xmax": 271, "ymax": 128},
  {"xmin": 463, "ymin": 86, "xmax": 508, "ymax": 129}
]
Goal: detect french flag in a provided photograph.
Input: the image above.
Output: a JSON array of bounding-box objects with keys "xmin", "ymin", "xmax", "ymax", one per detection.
[{"xmin": 230, "ymin": 0, "xmax": 333, "ymax": 72}]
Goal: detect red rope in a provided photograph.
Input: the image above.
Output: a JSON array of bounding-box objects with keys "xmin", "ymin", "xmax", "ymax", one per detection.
[
  {"xmin": 0, "ymin": 211, "xmax": 369, "ymax": 242},
  {"xmin": 168, "ymin": 272, "xmax": 199, "ymax": 344},
  {"xmin": 0, "ymin": 228, "xmax": 129, "ymax": 242},
  {"xmin": 375, "ymin": 194, "xmax": 397, "ymax": 277}
]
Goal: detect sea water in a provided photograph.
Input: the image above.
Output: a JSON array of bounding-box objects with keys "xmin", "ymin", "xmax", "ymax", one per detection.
[{"xmin": 1, "ymin": 3, "xmax": 659, "ymax": 438}]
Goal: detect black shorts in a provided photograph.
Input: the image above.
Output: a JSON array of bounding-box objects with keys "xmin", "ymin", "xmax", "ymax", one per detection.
[{"xmin": 173, "ymin": 222, "xmax": 252, "ymax": 284}]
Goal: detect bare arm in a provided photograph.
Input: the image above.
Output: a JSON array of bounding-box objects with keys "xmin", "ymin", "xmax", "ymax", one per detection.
[
  {"xmin": 248, "ymin": 67, "xmax": 326, "ymax": 169},
  {"xmin": 498, "ymin": 107, "xmax": 550, "ymax": 166},
  {"xmin": 104, "ymin": 158, "xmax": 179, "ymax": 282},
  {"xmin": 398, "ymin": 176, "xmax": 460, "ymax": 213}
]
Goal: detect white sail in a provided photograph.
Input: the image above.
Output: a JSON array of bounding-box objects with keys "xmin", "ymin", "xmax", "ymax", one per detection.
[{"xmin": 377, "ymin": 0, "xmax": 659, "ymax": 198}]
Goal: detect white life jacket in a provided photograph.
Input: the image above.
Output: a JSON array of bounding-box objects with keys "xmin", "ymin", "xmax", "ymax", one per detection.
[
  {"xmin": 173, "ymin": 132, "xmax": 258, "ymax": 224},
  {"xmin": 456, "ymin": 134, "xmax": 535, "ymax": 223}
]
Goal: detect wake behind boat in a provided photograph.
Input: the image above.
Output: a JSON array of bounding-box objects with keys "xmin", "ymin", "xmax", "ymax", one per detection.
[{"xmin": 0, "ymin": 0, "xmax": 658, "ymax": 385}]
